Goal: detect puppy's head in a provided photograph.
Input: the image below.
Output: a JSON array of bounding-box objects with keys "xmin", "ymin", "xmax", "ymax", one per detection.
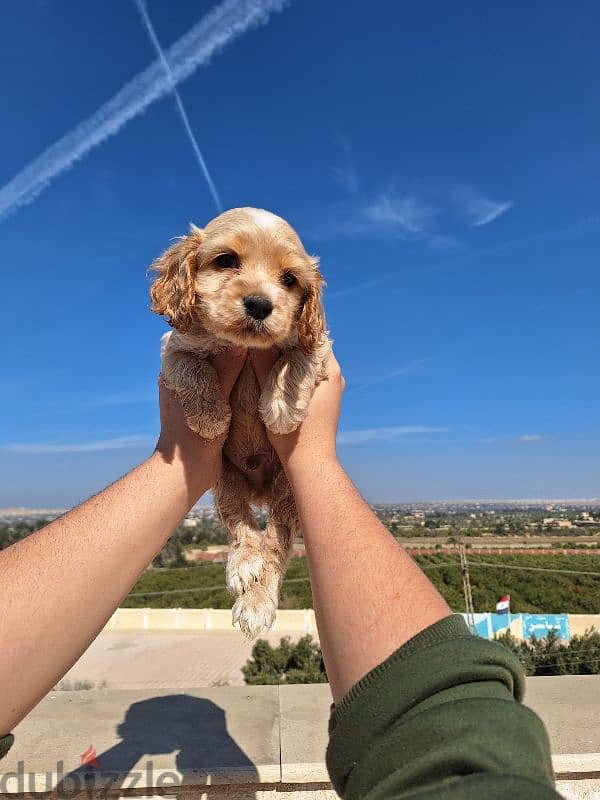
[{"xmin": 150, "ymin": 207, "xmax": 326, "ymax": 353}]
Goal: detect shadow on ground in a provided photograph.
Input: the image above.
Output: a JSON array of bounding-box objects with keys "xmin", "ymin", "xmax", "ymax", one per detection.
[{"xmin": 55, "ymin": 694, "xmax": 259, "ymax": 796}]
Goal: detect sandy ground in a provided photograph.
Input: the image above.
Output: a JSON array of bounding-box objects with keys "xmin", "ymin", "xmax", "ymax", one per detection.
[{"xmin": 59, "ymin": 629, "xmax": 305, "ymax": 690}]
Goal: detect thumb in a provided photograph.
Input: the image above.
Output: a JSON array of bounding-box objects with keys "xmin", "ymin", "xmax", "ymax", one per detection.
[{"xmin": 249, "ymin": 346, "xmax": 280, "ymax": 389}]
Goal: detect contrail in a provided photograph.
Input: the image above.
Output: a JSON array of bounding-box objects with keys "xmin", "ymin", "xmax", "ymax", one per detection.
[
  {"xmin": 0, "ymin": 0, "xmax": 289, "ymax": 221},
  {"xmin": 133, "ymin": 0, "xmax": 222, "ymax": 212}
]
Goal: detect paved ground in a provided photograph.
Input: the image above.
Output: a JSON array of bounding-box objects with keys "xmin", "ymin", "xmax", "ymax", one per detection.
[
  {"xmin": 59, "ymin": 629, "xmax": 305, "ymax": 690},
  {"xmin": 526, "ymin": 674, "xmax": 600, "ymax": 755}
]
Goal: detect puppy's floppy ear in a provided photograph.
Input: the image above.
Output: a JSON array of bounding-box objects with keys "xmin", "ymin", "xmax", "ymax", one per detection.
[
  {"xmin": 298, "ymin": 257, "xmax": 327, "ymax": 355},
  {"xmin": 149, "ymin": 224, "xmax": 204, "ymax": 332}
]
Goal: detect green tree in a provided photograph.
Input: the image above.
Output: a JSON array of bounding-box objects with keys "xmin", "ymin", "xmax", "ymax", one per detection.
[
  {"xmin": 243, "ymin": 636, "xmax": 327, "ymax": 685},
  {"xmin": 152, "ymin": 535, "xmax": 187, "ymax": 568},
  {"xmin": 495, "ymin": 629, "xmax": 600, "ymax": 676}
]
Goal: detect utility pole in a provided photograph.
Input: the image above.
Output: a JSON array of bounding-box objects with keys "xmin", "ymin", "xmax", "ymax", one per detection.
[{"xmin": 458, "ymin": 542, "xmax": 475, "ymax": 633}]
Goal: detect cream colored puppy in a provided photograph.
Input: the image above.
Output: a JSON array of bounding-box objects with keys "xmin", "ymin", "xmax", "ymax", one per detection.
[{"xmin": 149, "ymin": 208, "xmax": 330, "ymax": 637}]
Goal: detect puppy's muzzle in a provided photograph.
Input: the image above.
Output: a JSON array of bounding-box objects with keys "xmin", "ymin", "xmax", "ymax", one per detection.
[{"xmin": 244, "ymin": 295, "xmax": 273, "ymax": 321}]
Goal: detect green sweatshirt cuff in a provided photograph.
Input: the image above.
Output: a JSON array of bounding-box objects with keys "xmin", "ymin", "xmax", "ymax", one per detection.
[
  {"xmin": 329, "ymin": 614, "xmax": 487, "ymax": 729},
  {"xmin": 327, "ymin": 614, "xmax": 557, "ymax": 800},
  {"xmin": 0, "ymin": 734, "xmax": 14, "ymax": 761}
]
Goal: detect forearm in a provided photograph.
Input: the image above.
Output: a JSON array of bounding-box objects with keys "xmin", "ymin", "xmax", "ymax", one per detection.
[
  {"xmin": 286, "ymin": 456, "xmax": 450, "ymax": 703},
  {"xmin": 0, "ymin": 450, "xmax": 209, "ymax": 733}
]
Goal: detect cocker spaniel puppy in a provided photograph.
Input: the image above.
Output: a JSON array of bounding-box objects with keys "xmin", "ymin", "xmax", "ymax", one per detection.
[{"xmin": 149, "ymin": 208, "xmax": 331, "ymax": 637}]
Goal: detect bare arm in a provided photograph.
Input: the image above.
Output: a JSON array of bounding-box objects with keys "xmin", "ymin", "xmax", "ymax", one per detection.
[
  {"xmin": 251, "ymin": 349, "xmax": 450, "ymax": 703},
  {"xmin": 0, "ymin": 349, "xmax": 246, "ymax": 734}
]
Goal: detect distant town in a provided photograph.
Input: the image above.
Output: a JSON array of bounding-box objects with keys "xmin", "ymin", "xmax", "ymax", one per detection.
[
  {"xmin": 372, "ymin": 500, "xmax": 600, "ymax": 538},
  {"xmin": 3, "ymin": 499, "xmax": 598, "ymax": 618},
  {"xmin": 2, "ymin": 499, "xmax": 600, "ymax": 527},
  {"xmin": 2, "ymin": 499, "xmax": 599, "ymax": 551}
]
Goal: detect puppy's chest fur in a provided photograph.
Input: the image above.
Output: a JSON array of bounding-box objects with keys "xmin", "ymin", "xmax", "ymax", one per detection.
[
  {"xmin": 225, "ymin": 357, "xmax": 275, "ymax": 493},
  {"xmin": 162, "ymin": 330, "xmax": 276, "ymax": 495}
]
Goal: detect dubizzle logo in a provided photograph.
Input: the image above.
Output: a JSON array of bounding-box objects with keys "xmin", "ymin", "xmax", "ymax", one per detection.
[{"xmin": 80, "ymin": 745, "xmax": 99, "ymax": 770}]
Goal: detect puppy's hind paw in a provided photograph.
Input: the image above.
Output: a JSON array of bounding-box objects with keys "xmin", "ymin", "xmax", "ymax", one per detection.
[
  {"xmin": 232, "ymin": 584, "xmax": 277, "ymax": 639},
  {"xmin": 226, "ymin": 546, "xmax": 266, "ymax": 595}
]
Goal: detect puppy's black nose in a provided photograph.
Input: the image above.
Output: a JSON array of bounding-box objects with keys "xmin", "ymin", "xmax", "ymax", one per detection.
[{"xmin": 244, "ymin": 295, "xmax": 273, "ymax": 321}]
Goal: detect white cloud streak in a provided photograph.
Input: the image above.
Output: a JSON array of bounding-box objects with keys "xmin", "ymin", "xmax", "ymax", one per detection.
[
  {"xmin": 473, "ymin": 202, "xmax": 512, "ymax": 226},
  {"xmin": 320, "ymin": 166, "xmax": 512, "ymax": 242},
  {"xmin": 133, "ymin": 0, "xmax": 222, "ymax": 212},
  {"xmin": 362, "ymin": 193, "xmax": 438, "ymax": 236},
  {"xmin": 332, "ymin": 163, "xmax": 360, "ymax": 194},
  {"xmin": 351, "ymin": 356, "xmax": 435, "ymax": 391},
  {"xmin": 326, "ymin": 272, "xmax": 400, "ymax": 299},
  {"xmin": 86, "ymin": 390, "xmax": 155, "ymax": 407},
  {"xmin": 365, "ymin": 356, "xmax": 434, "ymax": 384},
  {"xmin": 331, "ymin": 138, "xmax": 360, "ymax": 194},
  {"xmin": 520, "ymin": 434, "xmax": 543, "ymax": 443},
  {"xmin": 337, "ymin": 425, "xmax": 448, "ymax": 445},
  {"xmin": 3, "ymin": 435, "xmax": 154, "ymax": 454},
  {"xmin": 0, "ymin": 0, "xmax": 289, "ymax": 221},
  {"xmin": 453, "ymin": 186, "xmax": 512, "ymax": 227}
]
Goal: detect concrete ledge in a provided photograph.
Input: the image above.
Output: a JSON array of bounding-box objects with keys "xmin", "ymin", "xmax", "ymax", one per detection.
[
  {"xmin": 554, "ymin": 753, "xmax": 600, "ymax": 776},
  {"xmin": 106, "ymin": 608, "xmax": 600, "ymax": 639},
  {"xmin": 0, "ymin": 687, "xmax": 282, "ymax": 794},
  {"xmin": 107, "ymin": 607, "xmax": 319, "ymax": 635},
  {"xmin": 1, "ymin": 679, "xmax": 599, "ymax": 798}
]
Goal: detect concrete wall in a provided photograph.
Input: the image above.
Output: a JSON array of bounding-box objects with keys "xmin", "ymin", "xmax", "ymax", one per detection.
[
  {"xmin": 568, "ymin": 615, "xmax": 600, "ymax": 637},
  {"xmin": 106, "ymin": 607, "xmax": 319, "ymax": 635},
  {"xmin": 106, "ymin": 608, "xmax": 599, "ymax": 640},
  {"xmin": 1, "ymin": 681, "xmax": 599, "ymax": 800}
]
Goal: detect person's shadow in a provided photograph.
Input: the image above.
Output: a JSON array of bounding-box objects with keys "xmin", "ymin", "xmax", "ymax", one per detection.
[{"xmin": 55, "ymin": 694, "xmax": 259, "ymax": 797}]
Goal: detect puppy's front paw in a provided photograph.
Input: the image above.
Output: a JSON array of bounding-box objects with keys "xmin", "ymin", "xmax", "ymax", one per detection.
[
  {"xmin": 226, "ymin": 545, "xmax": 266, "ymax": 595},
  {"xmin": 188, "ymin": 407, "xmax": 231, "ymax": 439},
  {"xmin": 177, "ymin": 387, "xmax": 231, "ymax": 439},
  {"xmin": 259, "ymin": 397, "xmax": 307, "ymax": 435},
  {"xmin": 232, "ymin": 583, "xmax": 278, "ymax": 639}
]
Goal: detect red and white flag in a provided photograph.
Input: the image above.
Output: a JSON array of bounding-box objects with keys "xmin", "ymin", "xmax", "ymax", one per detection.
[{"xmin": 496, "ymin": 595, "xmax": 510, "ymax": 614}]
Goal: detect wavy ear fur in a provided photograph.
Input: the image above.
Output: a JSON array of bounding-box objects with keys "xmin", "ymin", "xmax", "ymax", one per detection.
[
  {"xmin": 149, "ymin": 225, "xmax": 203, "ymax": 332},
  {"xmin": 298, "ymin": 257, "xmax": 327, "ymax": 355}
]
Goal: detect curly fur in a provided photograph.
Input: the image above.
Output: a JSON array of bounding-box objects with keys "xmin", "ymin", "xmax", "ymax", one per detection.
[{"xmin": 149, "ymin": 208, "xmax": 331, "ymax": 637}]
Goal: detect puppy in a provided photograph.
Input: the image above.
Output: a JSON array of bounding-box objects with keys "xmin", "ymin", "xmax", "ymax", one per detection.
[{"xmin": 149, "ymin": 208, "xmax": 331, "ymax": 637}]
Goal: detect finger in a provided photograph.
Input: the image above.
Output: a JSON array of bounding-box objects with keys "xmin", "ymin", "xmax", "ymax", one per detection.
[
  {"xmin": 326, "ymin": 351, "xmax": 339, "ymax": 376},
  {"xmin": 329, "ymin": 350, "xmax": 346, "ymax": 384},
  {"xmin": 249, "ymin": 346, "xmax": 280, "ymax": 389},
  {"xmin": 210, "ymin": 347, "xmax": 247, "ymax": 399}
]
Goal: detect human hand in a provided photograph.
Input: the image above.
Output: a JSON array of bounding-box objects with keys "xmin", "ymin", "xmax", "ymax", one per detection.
[
  {"xmin": 155, "ymin": 347, "xmax": 247, "ymax": 484},
  {"xmin": 249, "ymin": 347, "xmax": 345, "ymax": 474}
]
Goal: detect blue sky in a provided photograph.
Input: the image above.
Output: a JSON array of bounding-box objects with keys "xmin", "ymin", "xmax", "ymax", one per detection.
[{"xmin": 1, "ymin": 0, "xmax": 599, "ymax": 506}]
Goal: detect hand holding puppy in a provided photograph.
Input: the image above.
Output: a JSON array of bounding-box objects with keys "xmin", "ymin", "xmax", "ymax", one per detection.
[{"xmin": 250, "ymin": 347, "xmax": 344, "ymax": 472}]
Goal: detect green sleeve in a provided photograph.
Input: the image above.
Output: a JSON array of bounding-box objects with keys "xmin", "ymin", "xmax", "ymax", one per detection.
[
  {"xmin": 0, "ymin": 734, "xmax": 14, "ymax": 761},
  {"xmin": 326, "ymin": 614, "xmax": 562, "ymax": 800}
]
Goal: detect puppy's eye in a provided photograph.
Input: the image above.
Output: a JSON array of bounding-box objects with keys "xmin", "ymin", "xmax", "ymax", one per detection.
[
  {"xmin": 281, "ymin": 271, "xmax": 296, "ymax": 287},
  {"xmin": 214, "ymin": 253, "xmax": 239, "ymax": 269}
]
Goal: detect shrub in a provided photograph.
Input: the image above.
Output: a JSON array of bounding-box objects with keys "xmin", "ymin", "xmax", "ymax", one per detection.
[
  {"xmin": 495, "ymin": 628, "xmax": 600, "ymax": 676},
  {"xmin": 244, "ymin": 628, "xmax": 600, "ymax": 684},
  {"xmin": 243, "ymin": 635, "xmax": 327, "ymax": 685}
]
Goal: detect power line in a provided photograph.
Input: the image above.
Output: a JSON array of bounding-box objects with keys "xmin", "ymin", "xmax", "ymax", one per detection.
[
  {"xmin": 129, "ymin": 566, "xmax": 466, "ymax": 598},
  {"xmin": 129, "ymin": 576, "xmax": 311, "ymax": 597},
  {"xmin": 129, "ymin": 557, "xmax": 600, "ymax": 598},
  {"xmin": 416, "ymin": 556, "xmax": 600, "ymax": 578},
  {"xmin": 129, "ymin": 550, "xmax": 600, "ymax": 601},
  {"xmin": 464, "ymin": 560, "xmax": 600, "ymax": 578},
  {"xmin": 459, "ymin": 543, "xmax": 475, "ymax": 633},
  {"xmin": 513, "ymin": 654, "xmax": 600, "ymax": 671}
]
